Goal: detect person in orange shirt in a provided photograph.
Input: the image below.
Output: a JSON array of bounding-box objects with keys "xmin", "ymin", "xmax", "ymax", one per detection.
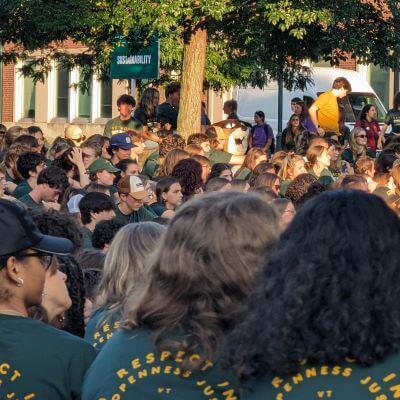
[{"xmin": 309, "ymin": 77, "xmax": 352, "ymax": 136}]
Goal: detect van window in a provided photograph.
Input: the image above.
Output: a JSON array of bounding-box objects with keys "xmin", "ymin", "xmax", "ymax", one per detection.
[{"xmin": 347, "ymin": 93, "xmax": 386, "ymax": 123}]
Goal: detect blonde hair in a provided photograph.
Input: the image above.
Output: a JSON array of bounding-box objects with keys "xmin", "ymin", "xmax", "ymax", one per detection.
[
  {"xmin": 155, "ymin": 149, "xmax": 189, "ymax": 177},
  {"xmin": 349, "ymin": 127, "xmax": 367, "ymax": 160},
  {"xmin": 278, "ymin": 154, "xmax": 305, "ymax": 181},
  {"xmin": 306, "ymin": 145, "xmax": 327, "ymax": 168},
  {"xmin": 94, "ymin": 222, "xmax": 165, "ymax": 323},
  {"xmin": 390, "ymin": 164, "xmax": 400, "ymax": 194}
]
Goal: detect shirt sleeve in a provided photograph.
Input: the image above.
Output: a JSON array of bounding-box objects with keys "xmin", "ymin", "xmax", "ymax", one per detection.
[{"xmin": 312, "ymin": 92, "xmax": 328, "ymax": 110}]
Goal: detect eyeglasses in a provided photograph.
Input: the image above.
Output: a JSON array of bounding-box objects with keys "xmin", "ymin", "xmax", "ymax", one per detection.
[
  {"xmin": 356, "ymin": 135, "xmax": 367, "ymax": 139},
  {"xmin": 15, "ymin": 251, "xmax": 53, "ymax": 270},
  {"xmin": 82, "ymin": 153, "xmax": 93, "ymax": 159}
]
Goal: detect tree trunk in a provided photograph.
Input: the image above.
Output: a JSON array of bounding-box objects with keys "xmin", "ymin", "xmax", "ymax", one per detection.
[{"xmin": 177, "ymin": 26, "xmax": 207, "ymax": 140}]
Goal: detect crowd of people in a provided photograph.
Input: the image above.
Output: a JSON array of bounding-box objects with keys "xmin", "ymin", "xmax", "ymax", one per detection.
[{"xmin": 2, "ymin": 77, "xmax": 400, "ymax": 399}]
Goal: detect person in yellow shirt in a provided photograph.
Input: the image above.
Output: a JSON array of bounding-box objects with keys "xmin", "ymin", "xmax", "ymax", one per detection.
[{"xmin": 309, "ymin": 77, "xmax": 352, "ymax": 135}]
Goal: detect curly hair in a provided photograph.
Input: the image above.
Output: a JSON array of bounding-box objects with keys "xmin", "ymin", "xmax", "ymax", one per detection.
[
  {"xmin": 171, "ymin": 158, "xmax": 203, "ymax": 201},
  {"xmin": 29, "ymin": 209, "xmax": 86, "ymax": 337},
  {"xmin": 92, "ymin": 218, "xmax": 125, "ymax": 250},
  {"xmin": 285, "ymin": 173, "xmax": 317, "ymax": 207},
  {"xmin": 227, "ymin": 190, "xmax": 400, "ymax": 379},
  {"xmin": 124, "ymin": 192, "xmax": 280, "ymax": 369},
  {"xmin": 159, "ymin": 134, "xmax": 186, "ymax": 158}
]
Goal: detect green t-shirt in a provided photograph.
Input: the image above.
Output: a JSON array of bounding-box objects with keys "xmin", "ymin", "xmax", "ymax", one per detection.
[
  {"xmin": 81, "ymin": 226, "xmax": 94, "ymax": 249},
  {"xmin": 115, "ymin": 205, "xmax": 156, "ymax": 224},
  {"xmin": 234, "ymin": 167, "xmax": 251, "ymax": 180},
  {"xmin": 157, "ymin": 103, "xmax": 179, "ymax": 130},
  {"xmin": 84, "ymin": 307, "xmax": 122, "ymax": 351},
  {"xmin": 0, "ymin": 314, "xmax": 96, "ymax": 399},
  {"xmin": 207, "ymin": 149, "xmax": 232, "ymax": 166},
  {"xmin": 19, "ymin": 193, "xmax": 43, "ymax": 209},
  {"xmin": 142, "ymin": 151, "xmax": 160, "ymax": 179},
  {"xmin": 104, "ymin": 116, "xmax": 142, "ymax": 138},
  {"xmin": 12, "ymin": 180, "xmax": 33, "ymax": 199},
  {"xmin": 149, "ymin": 203, "xmax": 167, "ymax": 217},
  {"xmin": 242, "ymin": 353, "xmax": 400, "ymax": 400},
  {"xmin": 385, "ymin": 108, "xmax": 400, "ymax": 134},
  {"xmin": 82, "ymin": 328, "xmax": 240, "ymax": 399},
  {"xmin": 5, "ymin": 171, "xmax": 21, "ymax": 185}
]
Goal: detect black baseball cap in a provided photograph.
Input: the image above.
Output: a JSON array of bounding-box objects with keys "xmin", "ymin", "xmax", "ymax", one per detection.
[{"xmin": 0, "ymin": 200, "xmax": 73, "ymax": 259}]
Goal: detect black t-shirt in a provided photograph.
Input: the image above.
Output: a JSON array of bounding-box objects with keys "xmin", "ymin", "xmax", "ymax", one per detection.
[
  {"xmin": 157, "ymin": 102, "xmax": 179, "ymax": 129},
  {"xmin": 0, "ymin": 314, "xmax": 96, "ymax": 399},
  {"xmin": 385, "ymin": 108, "xmax": 400, "ymax": 134},
  {"xmin": 134, "ymin": 106, "xmax": 159, "ymax": 129}
]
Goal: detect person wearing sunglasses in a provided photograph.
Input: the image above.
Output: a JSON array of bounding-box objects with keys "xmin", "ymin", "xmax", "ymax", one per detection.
[
  {"xmin": 0, "ymin": 199, "xmax": 96, "ymax": 398},
  {"xmin": 342, "ymin": 127, "xmax": 376, "ymax": 166}
]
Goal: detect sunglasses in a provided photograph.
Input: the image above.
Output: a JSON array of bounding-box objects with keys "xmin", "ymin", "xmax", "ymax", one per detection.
[
  {"xmin": 15, "ymin": 251, "xmax": 53, "ymax": 270},
  {"xmin": 356, "ymin": 135, "xmax": 367, "ymax": 139}
]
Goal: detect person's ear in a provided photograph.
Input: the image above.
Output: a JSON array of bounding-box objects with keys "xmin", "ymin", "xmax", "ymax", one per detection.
[
  {"xmin": 6, "ymin": 257, "xmax": 25, "ymax": 287},
  {"xmin": 161, "ymin": 192, "xmax": 168, "ymax": 202},
  {"xmin": 90, "ymin": 211, "xmax": 97, "ymax": 222}
]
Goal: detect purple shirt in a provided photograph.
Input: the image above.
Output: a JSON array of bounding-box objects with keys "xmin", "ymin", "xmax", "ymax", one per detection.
[{"xmin": 252, "ymin": 124, "xmax": 274, "ymax": 148}]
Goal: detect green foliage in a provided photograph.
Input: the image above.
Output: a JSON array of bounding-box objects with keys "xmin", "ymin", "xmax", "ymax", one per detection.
[{"xmin": 1, "ymin": 0, "xmax": 400, "ymax": 90}]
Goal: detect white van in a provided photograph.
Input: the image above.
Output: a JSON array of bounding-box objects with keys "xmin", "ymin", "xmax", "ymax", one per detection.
[{"xmin": 232, "ymin": 67, "xmax": 387, "ymax": 134}]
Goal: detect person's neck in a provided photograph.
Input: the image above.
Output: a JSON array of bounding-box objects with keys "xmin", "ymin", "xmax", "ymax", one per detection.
[
  {"xmin": 313, "ymin": 162, "xmax": 326, "ymax": 177},
  {"xmin": 256, "ymin": 121, "xmax": 264, "ymax": 126},
  {"xmin": 166, "ymin": 99, "xmax": 174, "ymax": 107},
  {"xmin": 27, "ymin": 176, "xmax": 37, "ymax": 189},
  {"xmin": 84, "ymin": 222, "xmax": 96, "ymax": 232},
  {"xmin": 119, "ymin": 114, "xmax": 131, "ymax": 122},
  {"xmin": 366, "ymin": 115, "xmax": 373, "ymax": 122},
  {"xmin": 111, "ymin": 155, "xmax": 119, "ymax": 165},
  {"xmin": 6, "ymin": 167, "xmax": 15, "ymax": 179},
  {"xmin": 0, "ymin": 298, "xmax": 28, "ymax": 317},
  {"xmin": 28, "ymin": 186, "xmax": 43, "ymax": 204},
  {"xmin": 165, "ymin": 202, "xmax": 175, "ymax": 210},
  {"xmin": 118, "ymin": 202, "xmax": 134, "ymax": 215}
]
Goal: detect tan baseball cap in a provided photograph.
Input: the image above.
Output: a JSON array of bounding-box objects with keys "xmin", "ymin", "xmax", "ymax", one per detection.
[{"xmin": 117, "ymin": 176, "xmax": 148, "ymax": 200}]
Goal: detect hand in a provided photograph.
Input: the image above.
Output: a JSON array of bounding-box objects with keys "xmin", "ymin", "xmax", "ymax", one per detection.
[
  {"xmin": 164, "ymin": 123, "xmax": 172, "ymax": 131},
  {"xmin": 68, "ymin": 148, "xmax": 84, "ymax": 167},
  {"xmin": 317, "ymin": 127, "xmax": 325, "ymax": 136},
  {"xmin": 43, "ymin": 201, "xmax": 61, "ymax": 211}
]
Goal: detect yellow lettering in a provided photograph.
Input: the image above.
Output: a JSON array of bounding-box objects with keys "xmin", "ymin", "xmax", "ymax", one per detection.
[
  {"xmin": 138, "ymin": 369, "xmax": 148, "ymax": 379},
  {"xmin": 106, "ymin": 333, "xmax": 114, "ymax": 340},
  {"xmin": 345, "ymin": 357, "xmax": 356, "ymax": 363},
  {"xmin": 203, "ymin": 385, "xmax": 214, "ymax": 396},
  {"xmin": 131, "ymin": 358, "xmax": 141, "ymax": 369},
  {"xmin": 320, "ymin": 366, "xmax": 329, "ymax": 375},
  {"xmin": 202, "ymin": 360, "xmax": 214, "ymax": 371},
  {"xmin": 112, "ymin": 395, "xmax": 121, "ymax": 400},
  {"xmin": 164, "ymin": 366, "xmax": 172, "ymax": 374},
  {"xmin": 305, "ymin": 368, "xmax": 317, "ymax": 378},
  {"xmin": 375, "ymin": 395, "xmax": 388, "ymax": 400},
  {"xmin": 94, "ymin": 332, "xmax": 101, "ymax": 339},
  {"xmin": 292, "ymin": 373, "xmax": 303, "ymax": 384},
  {"xmin": 99, "ymin": 337, "xmax": 104, "ymax": 343},
  {"xmin": 0, "ymin": 364, "xmax": 10, "ymax": 374},
  {"xmin": 342, "ymin": 368, "xmax": 352, "ymax": 377},
  {"xmin": 114, "ymin": 321, "xmax": 121, "ymax": 329},
  {"xmin": 173, "ymin": 367, "xmax": 181, "ymax": 375},
  {"xmin": 283, "ymin": 383, "xmax": 292, "ymax": 392},
  {"xmin": 119, "ymin": 384, "xmax": 126, "ymax": 392},
  {"xmin": 151, "ymin": 366, "xmax": 161, "ymax": 375},
  {"xmin": 276, "ymin": 393, "xmax": 284, "ymax": 400},
  {"xmin": 383, "ymin": 373, "xmax": 396, "ymax": 382},
  {"xmin": 128, "ymin": 375, "xmax": 136, "ymax": 384},
  {"xmin": 24, "ymin": 395, "xmax": 36, "ymax": 400},
  {"xmin": 146, "ymin": 353, "xmax": 155, "ymax": 364},
  {"xmin": 10, "ymin": 370, "xmax": 21, "ymax": 382},
  {"xmin": 332, "ymin": 366, "xmax": 341, "ymax": 376},
  {"xmin": 272, "ymin": 377, "xmax": 283, "ymax": 388},
  {"xmin": 189, "ymin": 354, "xmax": 201, "ymax": 362},
  {"xmin": 103, "ymin": 324, "xmax": 110, "ymax": 333},
  {"xmin": 389, "ymin": 384, "xmax": 400, "ymax": 397},
  {"xmin": 183, "ymin": 370, "xmax": 192, "ymax": 378},
  {"xmin": 116, "ymin": 368, "xmax": 128, "ymax": 379},
  {"xmin": 317, "ymin": 392, "xmax": 325, "ymax": 398},
  {"xmin": 175, "ymin": 351, "xmax": 185, "ymax": 363},
  {"xmin": 197, "ymin": 380, "xmax": 206, "ymax": 386},
  {"xmin": 222, "ymin": 389, "xmax": 237, "ymax": 400},
  {"xmin": 361, "ymin": 376, "xmax": 372, "ymax": 385},
  {"xmin": 160, "ymin": 351, "xmax": 171, "ymax": 361},
  {"xmin": 369, "ymin": 383, "xmax": 382, "ymax": 394}
]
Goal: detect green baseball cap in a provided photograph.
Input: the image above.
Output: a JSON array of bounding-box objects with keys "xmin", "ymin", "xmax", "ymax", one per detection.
[{"xmin": 88, "ymin": 158, "xmax": 120, "ymax": 173}]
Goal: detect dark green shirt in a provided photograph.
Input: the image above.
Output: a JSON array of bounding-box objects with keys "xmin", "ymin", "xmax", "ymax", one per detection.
[
  {"xmin": 82, "ymin": 328, "xmax": 240, "ymax": 399},
  {"xmin": 157, "ymin": 102, "xmax": 179, "ymax": 130},
  {"xmin": 104, "ymin": 116, "xmax": 142, "ymax": 138},
  {"xmin": 385, "ymin": 108, "xmax": 400, "ymax": 134},
  {"xmin": 149, "ymin": 203, "xmax": 167, "ymax": 217},
  {"xmin": 234, "ymin": 167, "xmax": 251, "ymax": 180},
  {"xmin": 142, "ymin": 151, "xmax": 160, "ymax": 179},
  {"xmin": 81, "ymin": 226, "xmax": 94, "ymax": 249},
  {"xmin": 207, "ymin": 149, "xmax": 232, "ymax": 166},
  {"xmin": 0, "ymin": 314, "xmax": 96, "ymax": 399},
  {"xmin": 115, "ymin": 205, "xmax": 156, "ymax": 224},
  {"xmin": 12, "ymin": 180, "xmax": 33, "ymax": 199},
  {"xmin": 19, "ymin": 193, "xmax": 43, "ymax": 209},
  {"xmin": 84, "ymin": 307, "xmax": 122, "ymax": 351},
  {"xmin": 242, "ymin": 353, "xmax": 400, "ymax": 400},
  {"xmin": 307, "ymin": 167, "xmax": 335, "ymax": 187}
]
